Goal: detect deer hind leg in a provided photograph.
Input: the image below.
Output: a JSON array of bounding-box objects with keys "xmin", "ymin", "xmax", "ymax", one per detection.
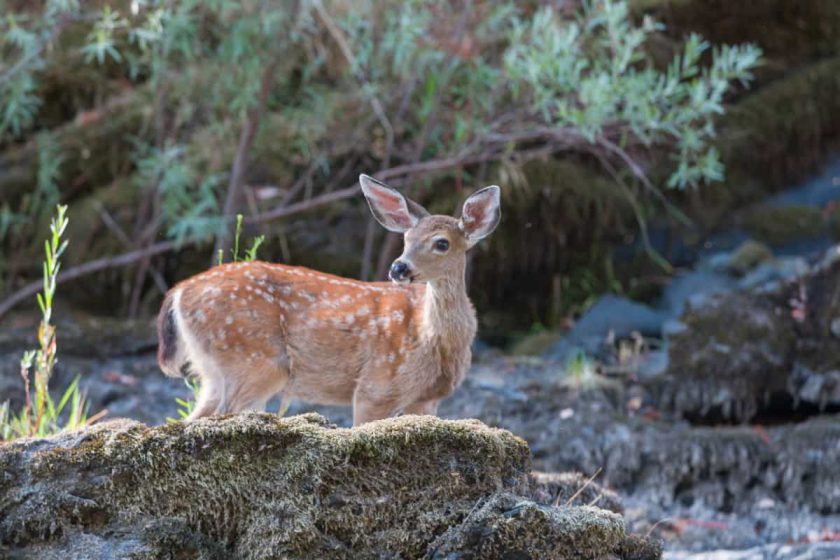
[
  {"xmin": 352, "ymin": 388, "xmax": 399, "ymax": 426},
  {"xmin": 187, "ymin": 376, "xmax": 222, "ymax": 420},
  {"xmin": 170, "ymin": 288, "xmax": 231, "ymax": 420},
  {"xmin": 214, "ymin": 359, "xmax": 290, "ymax": 415},
  {"xmin": 402, "ymin": 399, "xmax": 440, "ymax": 417}
]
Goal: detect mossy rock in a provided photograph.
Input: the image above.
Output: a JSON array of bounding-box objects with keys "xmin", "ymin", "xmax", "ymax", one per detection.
[
  {"xmin": 659, "ymin": 256, "xmax": 840, "ymax": 422},
  {"xmin": 727, "ymin": 240, "xmax": 774, "ymax": 275},
  {"xmin": 426, "ymin": 493, "xmax": 627, "ymax": 560},
  {"xmin": 527, "ymin": 471, "xmax": 624, "ymax": 514},
  {"xmin": 661, "ymin": 288, "xmax": 796, "ymax": 421},
  {"xmin": 0, "ymin": 413, "xmax": 660, "ymax": 559},
  {"xmin": 721, "ymin": 57, "xmax": 840, "ymax": 198},
  {"xmin": 634, "ymin": 0, "xmax": 840, "ymax": 68},
  {"xmin": 742, "ymin": 205, "xmax": 825, "ymax": 246}
]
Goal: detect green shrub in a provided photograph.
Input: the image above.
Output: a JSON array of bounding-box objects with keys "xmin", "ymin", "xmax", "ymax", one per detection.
[{"xmin": 0, "ymin": 205, "xmax": 103, "ymax": 441}]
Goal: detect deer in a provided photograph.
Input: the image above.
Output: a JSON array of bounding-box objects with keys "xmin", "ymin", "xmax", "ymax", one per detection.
[{"xmin": 156, "ymin": 174, "xmax": 501, "ymax": 425}]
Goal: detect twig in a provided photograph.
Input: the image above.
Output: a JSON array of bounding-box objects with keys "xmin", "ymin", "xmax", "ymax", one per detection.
[
  {"xmin": 214, "ymin": 59, "xmax": 280, "ymax": 259},
  {"xmin": 244, "ymin": 184, "xmax": 363, "ymax": 225},
  {"xmin": 312, "ymin": 0, "xmax": 395, "ymax": 280},
  {"xmin": 645, "ymin": 517, "xmax": 673, "ymax": 538},
  {"xmin": 96, "ymin": 204, "xmax": 168, "ymax": 295},
  {"xmin": 557, "ymin": 468, "xmax": 602, "ymax": 507},
  {"xmin": 592, "ymin": 149, "xmax": 673, "ymax": 273},
  {"xmin": 311, "ymin": 0, "xmax": 394, "ymax": 160},
  {"xmin": 596, "ymin": 136, "xmax": 691, "ymax": 226}
]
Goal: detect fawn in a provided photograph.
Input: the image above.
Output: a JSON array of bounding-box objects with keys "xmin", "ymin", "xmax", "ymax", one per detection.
[{"xmin": 157, "ymin": 174, "xmax": 501, "ymax": 425}]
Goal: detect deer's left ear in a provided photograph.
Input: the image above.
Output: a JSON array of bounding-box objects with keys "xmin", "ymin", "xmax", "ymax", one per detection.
[{"xmin": 459, "ymin": 185, "xmax": 501, "ymax": 248}]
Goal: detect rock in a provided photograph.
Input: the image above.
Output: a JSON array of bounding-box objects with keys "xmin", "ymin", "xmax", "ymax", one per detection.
[
  {"xmin": 574, "ymin": 295, "xmax": 667, "ymax": 339},
  {"xmin": 657, "ymin": 256, "xmax": 840, "ymax": 422},
  {"xmin": 510, "ymin": 330, "xmax": 563, "ymax": 356},
  {"xmin": 660, "ymin": 290, "xmax": 795, "ymax": 422},
  {"xmin": 527, "ymin": 471, "xmax": 624, "ymax": 514},
  {"xmin": 660, "ymin": 270, "xmax": 737, "ymax": 318},
  {"xmin": 727, "ymin": 240, "xmax": 774, "ymax": 276},
  {"xmin": 636, "ymin": 349, "xmax": 669, "ymax": 381},
  {"xmin": 438, "ymin": 363, "xmax": 840, "ymax": 519},
  {"xmin": 738, "ymin": 256, "xmax": 808, "ymax": 291},
  {"xmin": 743, "ymin": 204, "xmax": 825, "ymax": 248},
  {"xmin": 546, "ymin": 295, "xmax": 666, "ymax": 361},
  {"xmin": 789, "ymin": 365, "xmax": 840, "ymax": 410},
  {"xmin": 664, "ymin": 542, "xmax": 840, "ymax": 560},
  {"xmin": 426, "ymin": 493, "xmax": 627, "ymax": 560},
  {"xmin": 0, "ymin": 413, "xmax": 660, "ymax": 559}
]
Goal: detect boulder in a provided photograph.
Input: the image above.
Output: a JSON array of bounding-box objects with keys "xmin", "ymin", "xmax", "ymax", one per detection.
[
  {"xmin": 426, "ymin": 493, "xmax": 631, "ymax": 560},
  {"xmin": 658, "ymin": 251, "xmax": 840, "ymax": 422},
  {"xmin": 0, "ymin": 413, "xmax": 660, "ymax": 559},
  {"xmin": 546, "ymin": 295, "xmax": 666, "ymax": 361}
]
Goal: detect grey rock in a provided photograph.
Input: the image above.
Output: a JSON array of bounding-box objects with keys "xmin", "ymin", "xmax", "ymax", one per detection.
[
  {"xmin": 739, "ymin": 257, "xmax": 809, "ymax": 290},
  {"xmin": 546, "ymin": 295, "xmax": 666, "ymax": 360},
  {"xmin": 661, "ymin": 270, "xmax": 737, "ymax": 318}
]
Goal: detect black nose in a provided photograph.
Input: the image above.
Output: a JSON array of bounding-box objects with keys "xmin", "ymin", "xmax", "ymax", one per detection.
[{"xmin": 389, "ymin": 260, "xmax": 410, "ymax": 280}]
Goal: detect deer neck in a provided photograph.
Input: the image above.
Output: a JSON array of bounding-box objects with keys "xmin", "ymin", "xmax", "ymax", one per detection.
[{"xmin": 421, "ymin": 262, "xmax": 476, "ymax": 350}]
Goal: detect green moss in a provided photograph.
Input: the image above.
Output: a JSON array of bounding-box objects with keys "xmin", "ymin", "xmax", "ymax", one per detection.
[
  {"xmin": 1, "ymin": 413, "xmax": 663, "ymax": 558},
  {"xmin": 634, "ymin": 0, "xmax": 840, "ymax": 66},
  {"xmin": 728, "ymin": 240, "xmax": 774, "ymax": 275},
  {"xmin": 721, "ymin": 57, "xmax": 840, "ymax": 199},
  {"xmin": 428, "ymin": 493, "xmax": 627, "ymax": 560},
  {"xmin": 3, "ymin": 414, "xmax": 530, "ymax": 558},
  {"xmin": 743, "ymin": 205, "xmax": 825, "ymax": 246}
]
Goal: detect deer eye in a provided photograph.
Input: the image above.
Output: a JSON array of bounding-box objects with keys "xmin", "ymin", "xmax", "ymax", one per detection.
[{"xmin": 433, "ymin": 238, "xmax": 450, "ymax": 253}]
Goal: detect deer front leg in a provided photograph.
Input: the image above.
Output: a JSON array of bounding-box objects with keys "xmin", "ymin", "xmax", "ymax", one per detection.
[
  {"xmin": 403, "ymin": 399, "xmax": 439, "ymax": 417},
  {"xmin": 352, "ymin": 389, "xmax": 398, "ymax": 426}
]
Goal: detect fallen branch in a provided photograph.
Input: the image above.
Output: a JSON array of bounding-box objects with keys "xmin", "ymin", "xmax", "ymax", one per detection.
[
  {"xmin": 0, "ymin": 240, "xmax": 177, "ymax": 320},
  {"xmin": 0, "ymin": 124, "xmax": 661, "ymax": 319}
]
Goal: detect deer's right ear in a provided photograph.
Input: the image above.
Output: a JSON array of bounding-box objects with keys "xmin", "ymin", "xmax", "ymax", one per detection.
[{"xmin": 360, "ymin": 174, "xmax": 428, "ymax": 233}]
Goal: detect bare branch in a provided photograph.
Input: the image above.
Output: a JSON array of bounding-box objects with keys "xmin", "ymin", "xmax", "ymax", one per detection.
[{"xmin": 0, "ymin": 241, "xmax": 177, "ymax": 320}]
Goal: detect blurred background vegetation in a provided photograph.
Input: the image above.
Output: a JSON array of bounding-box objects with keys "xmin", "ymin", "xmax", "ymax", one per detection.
[{"xmin": 1, "ymin": 0, "xmax": 837, "ymax": 345}]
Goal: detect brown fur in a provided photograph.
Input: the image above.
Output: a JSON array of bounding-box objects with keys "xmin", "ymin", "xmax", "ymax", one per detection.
[{"xmin": 157, "ymin": 184, "xmax": 498, "ymax": 425}]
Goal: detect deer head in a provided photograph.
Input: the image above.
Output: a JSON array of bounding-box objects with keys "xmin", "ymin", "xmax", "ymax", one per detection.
[{"xmin": 360, "ymin": 174, "xmax": 501, "ymax": 284}]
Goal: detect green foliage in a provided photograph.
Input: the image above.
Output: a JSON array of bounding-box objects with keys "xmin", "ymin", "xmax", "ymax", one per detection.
[
  {"xmin": 0, "ymin": 0, "xmax": 761, "ymax": 303},
  {"xmin": 560, "ymin": 349, "xmax": 619, "ymax": 392},
  {"xmin": 218, "ymin": 214, "xmax": 265, "ymax": 264},
  {"xmin": 166, "ymin": 377, "xmax": 200, "ymax": 423},
  {"xmin": 132, "ymin": 142, "xmax": 223, "ymax": 244},
  {"xmin": 503, "ymin": 3, "xmax": 761, "ymax": 188},
  {"xmin": 0, "ymin": 205, "xmax": 102, "ymax": 441}
]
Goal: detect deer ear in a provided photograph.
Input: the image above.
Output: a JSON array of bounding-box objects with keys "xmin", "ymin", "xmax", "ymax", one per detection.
[
  {"xmin": 459, "ymin": 186, "xmax": 501, "ymax": 248},
  {"xmin": 360, "ymin": 174, "xmax": 428, "ymax": 233}
]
